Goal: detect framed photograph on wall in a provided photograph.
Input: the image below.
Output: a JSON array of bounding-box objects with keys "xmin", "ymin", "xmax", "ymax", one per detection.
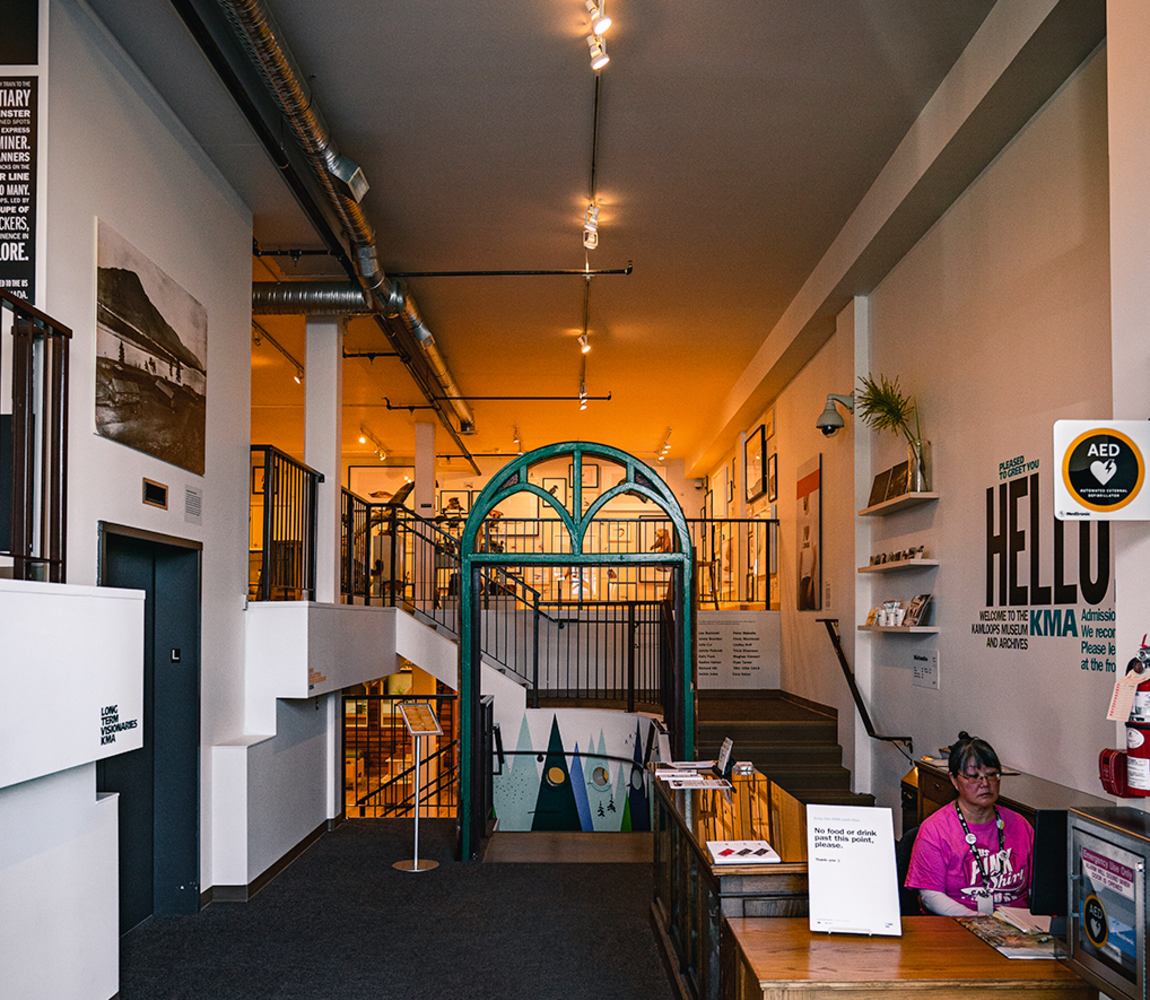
[
  {"xmin": 796, "ymin": 455, "xmax": 822, "ymax": 611},
  {"xmin": 568, "ymin": 462, "xmax": 600, "ymax": 489},
  {"xmin": 439, "ymin": 489, "xmax": 471, "ymax": 516},
  {"xmin": 348, "ymin": 466, "xmax": 416, "ymax": 502},
  {"xmin": 767, "ymin": 453, "xmax": 778, "ymax": 503},
  {"xmin": 745, "ymin": 425, "xmax": 768, "ymax": 503},
  {"xmin": 542, "ymin": 477, "xmax": 568, "ymax": 509}
]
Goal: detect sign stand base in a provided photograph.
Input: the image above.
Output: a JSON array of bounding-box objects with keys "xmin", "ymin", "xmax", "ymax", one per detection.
[{"xmin": 393, "ymin": 858, "xmax": 439, "ymax": 872}]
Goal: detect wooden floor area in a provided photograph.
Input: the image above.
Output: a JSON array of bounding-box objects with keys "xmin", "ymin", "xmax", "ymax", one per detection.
[{"xmin": 483, "ymin": 831, "xmax": 653, "ymax": 863}]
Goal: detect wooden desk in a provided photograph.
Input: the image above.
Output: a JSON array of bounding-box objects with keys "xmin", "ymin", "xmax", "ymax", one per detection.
[
  {"xmin": 904, "ymin": 760, "xmax": 1112, "ymax": 830},
  {"xmin": 652, "ymin": 772, "xmax": 809, "ymax": 1000},
  {"xmin": 722, "ymin": 916, "xmax": 1093, "ymax": 1000}
]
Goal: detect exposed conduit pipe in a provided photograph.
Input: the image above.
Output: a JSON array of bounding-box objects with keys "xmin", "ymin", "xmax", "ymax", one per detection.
[{"xmin": 217, "ymin": 0, "xmax": 475, "ymax": 434}]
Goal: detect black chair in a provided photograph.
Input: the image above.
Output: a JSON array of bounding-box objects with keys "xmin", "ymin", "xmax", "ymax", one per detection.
[{"xmin": 895, "ymin": 825, "xmax": 921, "ymax": 915}]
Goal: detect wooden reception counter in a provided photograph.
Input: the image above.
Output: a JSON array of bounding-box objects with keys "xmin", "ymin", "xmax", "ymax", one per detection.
[
  {"xmin": 722, "ymin": 917, "xmax": 1092, "ymax": 1000},
  {"xmin": 652, "ymin": 771, "xmax": 809, "ymax": 1000}
]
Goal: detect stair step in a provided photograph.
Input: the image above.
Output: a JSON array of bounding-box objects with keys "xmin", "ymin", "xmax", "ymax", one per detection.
[
  {"xmin": 698, "ymin": 719, "xmax": 837, "ymax": 743},
  {"xmin": 697, "ymin": 742, "xmax": 843, "ymax": 767},
  {"xmin": 754, "ymin": 764, "xmax": 856, "ymax": 791},
  {"xmin": 784, "ymin": 788, "xmax": 876, "ymax": 808}
]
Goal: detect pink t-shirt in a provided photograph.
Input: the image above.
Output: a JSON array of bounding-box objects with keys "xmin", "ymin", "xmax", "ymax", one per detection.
[{"xmin": 905, "ymin": 803, "xmax": 1033, "ymax": 911}]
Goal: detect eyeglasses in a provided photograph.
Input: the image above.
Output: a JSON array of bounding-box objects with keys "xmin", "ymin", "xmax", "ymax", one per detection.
[{"xmin": 959, "ymin": 770, "xmax": 1001, "ymax": 784}]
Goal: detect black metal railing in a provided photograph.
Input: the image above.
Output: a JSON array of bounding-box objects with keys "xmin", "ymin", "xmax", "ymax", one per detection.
[
  {"xmin": 249, "ymin": 445, "xmax": 323, "ymax": 601},
  {"xmin": 343, "ymin": 694, "xmax": 459, "ymax": 818},
  {"xmin": 341, "ymin": 505, "xmax": 777, "ymax": 613},
  {"xmin": 1, "ymin": 290, "xmax": 70, "ymax": 583}
]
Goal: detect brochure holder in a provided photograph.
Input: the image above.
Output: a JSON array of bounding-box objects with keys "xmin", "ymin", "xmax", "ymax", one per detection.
[{"xmin": 393, "ymin": 702, "xmax": 443, "ymax": 873}]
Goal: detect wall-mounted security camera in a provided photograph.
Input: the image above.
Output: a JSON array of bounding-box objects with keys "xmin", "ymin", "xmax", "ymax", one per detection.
[{"xmin": 815, "ymin": 393, "xmax": 855, "ymax": 437}]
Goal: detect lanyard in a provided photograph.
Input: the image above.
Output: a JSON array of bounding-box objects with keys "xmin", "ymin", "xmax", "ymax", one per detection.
[{"xmin": 955, "ymin": 801, "xmax": 1005, "ymax": 895}]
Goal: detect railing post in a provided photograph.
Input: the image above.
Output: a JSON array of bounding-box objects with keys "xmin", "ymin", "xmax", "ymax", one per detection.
[
  {"xmin": 532, "ymin": 592, "xmax": 541, "ymax": 709},
  {"xmin": 627, "ymin": 601, "xmax": 637, "ymax": 714}
]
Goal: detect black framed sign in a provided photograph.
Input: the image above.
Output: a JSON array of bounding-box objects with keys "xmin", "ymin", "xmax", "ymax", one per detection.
[{"xmin": 745, "ymin": 425, "xmax": 768, "ymax": 503}]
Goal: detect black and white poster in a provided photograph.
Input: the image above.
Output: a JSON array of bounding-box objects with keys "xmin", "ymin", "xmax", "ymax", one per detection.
[
  {"xmin": 96, "ymin": 221, "xmax": 207, "ymax": 475},
  {"xmin": 0, "ymin": 76, "xmax": 36, "ymax": 298}
]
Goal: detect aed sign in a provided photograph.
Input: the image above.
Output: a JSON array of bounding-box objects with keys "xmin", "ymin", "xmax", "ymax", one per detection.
[{"xmin": 1055, "ymin": 421, "xmax": 1149, "ymax": 520}]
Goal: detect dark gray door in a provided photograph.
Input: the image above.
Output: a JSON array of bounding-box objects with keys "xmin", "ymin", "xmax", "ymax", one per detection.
[{"xmin": 97, "ymin": 530, "xmax": 201, "ymax": 932}]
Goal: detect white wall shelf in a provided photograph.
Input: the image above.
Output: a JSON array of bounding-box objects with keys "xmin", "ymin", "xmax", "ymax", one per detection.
[
  {"xmin": 858, "ymin": 492, "xmax": 940, "ymax": 516},
  {"xmin": 858, "ymin": 559, "xmax": 940, "ymax": 574},
  {"xmin": 857, "ymin": 625, "xmax": 940, "ymax": 634}
]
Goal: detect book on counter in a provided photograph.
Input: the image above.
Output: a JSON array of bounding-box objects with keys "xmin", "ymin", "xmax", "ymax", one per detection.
[
  {"xmin": 706, "ymin": 839, "xmax": 781, "ymax": 864},
  {"xmin": 953, "ymin": 913, "xmax": 1057, "ymax": 959}
]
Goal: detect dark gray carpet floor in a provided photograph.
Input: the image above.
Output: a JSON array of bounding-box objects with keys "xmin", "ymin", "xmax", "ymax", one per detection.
[{"xmin": 120, "ymin": 819, "xmax": 677, "ymax": 1000}]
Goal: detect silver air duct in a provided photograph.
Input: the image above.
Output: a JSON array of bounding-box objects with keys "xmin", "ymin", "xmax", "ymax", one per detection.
[{"xmin": 221, "ymin": 0, "xmax": 474, "ymax": 432}]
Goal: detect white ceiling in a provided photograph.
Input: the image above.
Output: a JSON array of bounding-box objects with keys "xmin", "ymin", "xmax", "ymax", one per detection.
[{"xmin": 91, "ymin": 0, "xmax": 1006, "ymax": 478}]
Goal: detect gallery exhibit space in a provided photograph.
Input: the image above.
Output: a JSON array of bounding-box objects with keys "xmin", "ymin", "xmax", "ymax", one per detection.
[{"xmin": 6, "ymin": 1, "xmax": 1150, "ymax": 999}]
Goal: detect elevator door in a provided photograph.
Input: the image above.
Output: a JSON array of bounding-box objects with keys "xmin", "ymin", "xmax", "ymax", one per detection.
[{"xmin": 97, "ymin": 531, "xmax": 201, "ymax": 932}]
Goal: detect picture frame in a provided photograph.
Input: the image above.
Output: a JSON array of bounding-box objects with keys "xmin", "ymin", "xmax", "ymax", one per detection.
[
  {"xmin": 745, "ymin": 425, "xmax": 768, "ymax": 503},
  {"xmin": 885, "ymin": 461, "xmax": 909, "ymax": 500},
  {"xmin": 439, "ymin": 489, "xmax": 471, "ymax": 515},
  {"xmin": 251, "ymin": 465, "xmax": 265, "ymax": 496},
  {"xmin": 867, "ymin": 468, "xmax": 892, "ymax": 508},
  {"xmin": 541, "ymin": 477, "xmax": 568, "ymax": 509},
  {"xmin": 568, "ymin": 462, "xmax": 599, "ymax": 488},
  {"xmin": 904, "ymin": 593, "xmax": 933, "ymax": 627},
  {"xmin": 767, "ymin": 452, "xmax": 778, "ymax": 503}
]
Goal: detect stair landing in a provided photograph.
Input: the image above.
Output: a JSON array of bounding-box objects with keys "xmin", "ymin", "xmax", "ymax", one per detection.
[{"xmin": 697, "ymin": 690, "xmax": 874, "ymax": 808}]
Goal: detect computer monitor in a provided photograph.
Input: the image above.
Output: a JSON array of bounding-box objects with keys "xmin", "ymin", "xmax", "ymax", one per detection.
[{"xmin": 1029, "ymin": 808, "xmax": 1068, "ymax": 916}]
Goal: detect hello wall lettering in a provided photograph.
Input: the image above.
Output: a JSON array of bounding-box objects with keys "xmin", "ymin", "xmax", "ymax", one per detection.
[{"xmin": 981, "ymin": 466, "xmax": 1114, "ymax": 671}]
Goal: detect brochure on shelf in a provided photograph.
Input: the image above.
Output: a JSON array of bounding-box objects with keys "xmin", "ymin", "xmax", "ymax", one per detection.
[{"xmin": 707, "ymin": 839, "xmax": 781, "ymax": 864}]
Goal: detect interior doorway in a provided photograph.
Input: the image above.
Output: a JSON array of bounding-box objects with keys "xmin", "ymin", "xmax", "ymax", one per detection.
[{"xmin": 97, "ymin": 524, "xmax": 201, "ymax": 932}]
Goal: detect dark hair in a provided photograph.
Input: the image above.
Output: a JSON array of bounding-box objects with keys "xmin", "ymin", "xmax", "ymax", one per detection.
[{"xmin": 947, "ymin": 731, "xmax": 1001, "ymax": 777}]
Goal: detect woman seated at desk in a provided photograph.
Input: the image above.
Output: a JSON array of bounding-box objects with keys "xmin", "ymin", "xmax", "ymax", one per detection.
[{"xmin": 905, "ymin": 731, "xmax": 1034, "ymax": 916}]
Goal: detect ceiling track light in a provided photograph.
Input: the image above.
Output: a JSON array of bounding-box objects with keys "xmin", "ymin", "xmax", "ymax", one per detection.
[
  {"xmin": 360, "ymin": 424, "xmax": 388, "ymax": 460},
  {"xmin": 579, "ymin": 332, "xmax": 590, "ymax": 354},
  {"xmin": 583, "ymin": 205, "xmax": 600, "ymax": 233},
  {"xmin": 657, "ymin": 427, "xmax": 673, "ymax": 461},
  {"xmin": 252, "ymin": 320, "xmax": 305, "ymax": 385},
  {"xmin": 587, "ymin": 35, "xmax": 609, "ymax": 71},
  {"xmin": 585, "ymin": 0, "xmax": 612, "ymax": 36}
]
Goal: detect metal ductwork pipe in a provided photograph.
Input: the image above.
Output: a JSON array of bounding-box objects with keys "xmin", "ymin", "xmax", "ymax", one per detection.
[
  {"xmin": 221, "ymin": 0, "xmax": 475, "ymax": 433},
  {"xmin": 251, "ymin": 281, "xmax": 475, "ymax": 431}
]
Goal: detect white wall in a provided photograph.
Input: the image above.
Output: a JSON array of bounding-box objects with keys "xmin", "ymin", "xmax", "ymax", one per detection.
[
  {"xmin": 0, "ymin": 3, "xmax": 253, "ymax": 993},
  {"xmin": 860, "ymin": 46, "xmax": 1112, "ymax": 816}
]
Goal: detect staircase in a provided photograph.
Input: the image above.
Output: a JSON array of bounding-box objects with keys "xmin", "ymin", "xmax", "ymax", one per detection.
[{"xmin": 697, "ymin": 690, "xmax": 874, "ymax": 807}]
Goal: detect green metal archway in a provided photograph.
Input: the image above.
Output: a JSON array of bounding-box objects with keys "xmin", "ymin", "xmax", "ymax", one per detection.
[{"xmin": 458, "ymin": 442, "xmax": 695, "ymax": 860}]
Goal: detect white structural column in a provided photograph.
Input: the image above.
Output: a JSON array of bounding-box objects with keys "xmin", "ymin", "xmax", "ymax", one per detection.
[
  {"xmin": 845, "ymin": 295, "xmax": 873, "ymax": 795},
  {"xmin": 304, "ymin": 315, "xmax": 344, "ymax": 604},
  {"xmin": 1108, "ymin": 0, "xmax": 1150, "ymax": 799},
  {"xmin": 414, "ymin": 421, "xmax": 436, "ymax": 520}
]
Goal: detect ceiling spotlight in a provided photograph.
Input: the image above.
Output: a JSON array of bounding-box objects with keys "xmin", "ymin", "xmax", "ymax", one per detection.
[
  {"xmin": 293, "ymin": 366, "xmax": 303, "ymax": 384},
  {"xmin": 583, "ymin": 228, "xmax": 598, "ymax": 250},
  {"xmin": 583, "ymin": 205, "xmax": 600, "ymax": 234},
  {"xmin": 358, "ymin": 429, "xmax": 367, "ymax": 444},
  {"xmin": 587, "ymin": 35, "xmax": 609, "ymax": 71},
  {"xmin": 579, "ymin": 333, "xmax": 590, "ymax": 354},
  {"xmin": 585, "ymin": 0, "xmax": 612, "ymax": 35}
]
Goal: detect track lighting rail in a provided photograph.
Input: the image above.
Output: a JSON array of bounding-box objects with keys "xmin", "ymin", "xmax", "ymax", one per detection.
[{"xmin": 389, "ymin": 263, "xmax": 633, "ymax": 278}]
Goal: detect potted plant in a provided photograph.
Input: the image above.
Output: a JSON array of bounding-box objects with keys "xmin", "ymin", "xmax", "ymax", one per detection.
[{"xmin": 855, "ymin": 373, "xmax": 928, "ymax": 491}]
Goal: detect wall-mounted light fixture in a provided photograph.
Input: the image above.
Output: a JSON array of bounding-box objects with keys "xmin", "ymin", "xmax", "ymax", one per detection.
[{"xmin": 815, "ymin": 393, "xmax": 855, "ymax": 437}]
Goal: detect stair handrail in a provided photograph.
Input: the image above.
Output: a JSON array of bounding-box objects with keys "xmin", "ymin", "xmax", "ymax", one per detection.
[{"xmin": 817, "ymin": 618, "xmax": 913, "ymax": 755}]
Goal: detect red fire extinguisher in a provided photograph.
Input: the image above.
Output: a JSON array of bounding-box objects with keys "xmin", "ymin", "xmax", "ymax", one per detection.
[{"xmin": 1100, "ymin": 635, "xmax": 1150, "ymax": 797}]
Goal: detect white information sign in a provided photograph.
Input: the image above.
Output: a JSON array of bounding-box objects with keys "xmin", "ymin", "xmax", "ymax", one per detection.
[
  {"xmin": 1054, "ymin": 420, "xmax": 1150, "ymax": 520},
  {"xmin": 696, "ymin": 611, "xmax": 779, "ymax": 689},
  {"xmin": 806, "ymin": 804, "xmax": 901, "ymax": 936}
]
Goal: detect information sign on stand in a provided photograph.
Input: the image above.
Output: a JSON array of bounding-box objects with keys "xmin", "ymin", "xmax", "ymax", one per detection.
[
  {"xmin": 393, "ymin": 702, "xmax": 443, "ymax": 873},
  {"xmin": 806, "ymin": 804, "xmax": 901, "ymax": 936}
]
